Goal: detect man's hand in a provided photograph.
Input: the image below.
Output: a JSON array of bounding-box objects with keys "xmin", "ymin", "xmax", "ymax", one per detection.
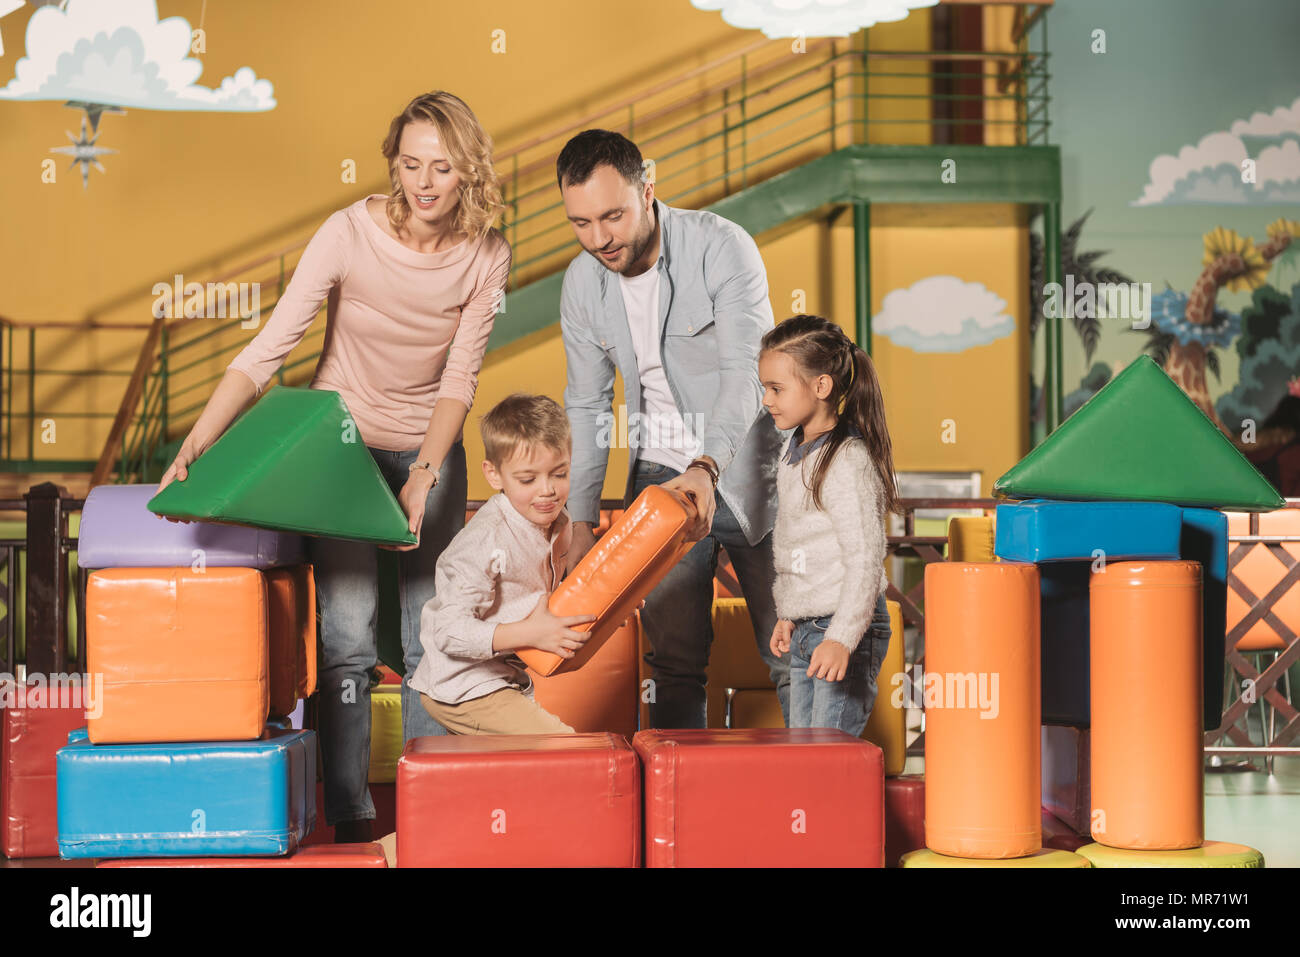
[
  {"xmin": 807, "ymin": 640, "xmax": 851, "ymax": 682},
  {"xmin": 380, "ymin": 471, "xmax": 435, "ymax": 552},
  {"xmin": 565, "ymin": 521, "xmax": 598, "ymax": 576},
  {"xmin": 662, "ymin": 464, "xmax": 716, "ymax": 541}
]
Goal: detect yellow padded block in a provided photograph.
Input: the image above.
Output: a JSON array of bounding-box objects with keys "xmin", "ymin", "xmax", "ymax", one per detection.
[
  {"xmin": 947, "ymin": 516, "xmax": 997, "ymax": 562},
  {"xmin": 863, "ymin": 600, "xmax": 906, "ymax": 776},
  {"xmin": 705, "ymin": 598, "xmax": 775, "ymax": 729},
  {"xmin": 368, "ymin": 684, "xmax": 402, "ymax": 784},
  {"xmin": 902, "ymin": 848, "xmax": 1091, "ymax": 868},
  {"xmin": 1078, "ymin": 841, "xmax": 1264, "ymax": 869}
]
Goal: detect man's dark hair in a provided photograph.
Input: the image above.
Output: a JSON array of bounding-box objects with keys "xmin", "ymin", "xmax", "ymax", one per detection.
[{"xmin": 556, "ymin": 130, "xmax": 645, "ymax": 190}]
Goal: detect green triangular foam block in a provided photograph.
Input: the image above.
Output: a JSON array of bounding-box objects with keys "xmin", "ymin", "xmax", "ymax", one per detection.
[
  {"xmin": 149, "ymin": 386, "xmax": 418, "ymax": 545},
  {"xmin": 995, "ymin": 356, "xmax": 1283, "ymax": 511}
]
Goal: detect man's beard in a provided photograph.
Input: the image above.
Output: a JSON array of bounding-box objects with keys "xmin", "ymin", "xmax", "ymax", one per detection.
[{"xmin": 593, "ymin": 211, "xmax": 654, "ymax": 274}]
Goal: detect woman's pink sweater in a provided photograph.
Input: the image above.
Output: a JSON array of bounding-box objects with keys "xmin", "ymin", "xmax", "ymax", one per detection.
[{"xmin": 227, "ymin": 194, "xmax": 511, "ymax": 451}]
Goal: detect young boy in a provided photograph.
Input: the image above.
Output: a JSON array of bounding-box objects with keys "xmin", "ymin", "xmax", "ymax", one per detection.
[{"xmin": 407, "ymin": 393, "xmax": 596, "ymax": 735}]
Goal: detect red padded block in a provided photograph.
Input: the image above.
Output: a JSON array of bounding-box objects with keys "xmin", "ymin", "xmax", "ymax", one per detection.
[
  {"xmin": 301, "ymin": 782, "xmax": 396, "ymax": 846},
  {"xmin": 884, "ymin": 773, "xmax": 926, "ymax": 868},
  {"xmin": 98, "ymin": 843, "xmax": 387, "ymax": 867},
  {"xmin": 2, "ymin": 696, "xmax": 87, "ymax": 858},
  {"xmin": 1041, "ymin": 808, "xmax": 1087, "ymax": 852},
  {"xmin": 1042, "ymin": 724, "xmax": 1090, "ymax": 836},
  {"xmin": 396, "ymin": 733, "xmax": 640, "ymax": 867},
  {"xmin": 634, "ymin": 728, "xmax": 885, "ymax": 868}
]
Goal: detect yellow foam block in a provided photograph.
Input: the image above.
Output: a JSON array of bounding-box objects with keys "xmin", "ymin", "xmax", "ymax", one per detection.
[
  {"xmin": 368, "ymin": 684, "xmax": 403, "ymax": 784},
  {"xmin": 948, "ymin": 516, "xmax": 997, "ymax": 562},
  {"xmin": 863, "ymin": 600, "xmax": 906, "ymax": 776},
  {"xmin": 1078, "ymin": 841, "xmax": 1264, "ymax": 869},
  {"xmin": 705, "ymin": 598, "xmax": 775, "ymax": 729},
  {"xmin": 902, "ymin": 848, "xmax": 1091, "ymax": 868}
]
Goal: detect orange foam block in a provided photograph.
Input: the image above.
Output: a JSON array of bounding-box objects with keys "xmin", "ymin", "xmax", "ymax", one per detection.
[
  {"xmin": 519, "ymin": 485, "xmax": 695, "ymax": 676},
  {"xmin": 1091, "ymin": 560, "xmax": 1203, "ymax": 850},
  {"xmin": 266, "ymin": 565, "xmax": 317, "ymax": 718},
  {"xmin": 924, "ymin": 562, "xmax": 1041, "ymax": 859},
  {"xmin": 86, "ymin": 567, "xmax": 269, "ymax": 743}
]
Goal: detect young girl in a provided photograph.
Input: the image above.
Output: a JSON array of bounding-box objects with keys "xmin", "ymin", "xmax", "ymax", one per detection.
[{"xmin": 758, "ymin": 314, "xmax": 901, "ymax": 734}]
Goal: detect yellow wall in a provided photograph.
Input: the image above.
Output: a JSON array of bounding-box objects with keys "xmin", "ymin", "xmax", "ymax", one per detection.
[
  {"xmin": 0, "ymin": 1, "xmax": 1029, "ymax": 497},
  {"xmin": 859, "ymin": 203, "xmax": 1030, "ymax": 491}
]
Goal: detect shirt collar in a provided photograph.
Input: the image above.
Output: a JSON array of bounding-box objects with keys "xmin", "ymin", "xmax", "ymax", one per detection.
[{"xmin": 783, "ymin": 422, "xmax": 864, "ymax": 466}]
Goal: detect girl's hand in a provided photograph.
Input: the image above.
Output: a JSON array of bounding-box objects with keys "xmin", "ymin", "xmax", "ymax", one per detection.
[
  {"xmin": 808, "ymin": 640, "xmax": 851, "ymax": 681},
  {"xmin": 769, "ymin": 619, "xmax": 793, "ymax": 657}
]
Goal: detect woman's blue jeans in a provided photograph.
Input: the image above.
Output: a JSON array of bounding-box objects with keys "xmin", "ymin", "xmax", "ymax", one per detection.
[
  {"xmin": 306, "ymin": 440, "xmax": 467, "ymax": 826},
  {"xmin": 787, "ymin": 594, "xmax": 891, "ymax": 736}
]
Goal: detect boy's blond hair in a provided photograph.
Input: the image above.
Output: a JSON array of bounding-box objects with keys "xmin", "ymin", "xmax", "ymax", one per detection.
[{"xmin": 480, "ymin": 393, "xmax": 571, "ymax": 469}]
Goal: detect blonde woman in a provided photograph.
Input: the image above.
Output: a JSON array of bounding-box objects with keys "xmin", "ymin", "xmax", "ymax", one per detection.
[{"xmin": 158, "ymin": 91, "xmax": 511, "ymax": 843}]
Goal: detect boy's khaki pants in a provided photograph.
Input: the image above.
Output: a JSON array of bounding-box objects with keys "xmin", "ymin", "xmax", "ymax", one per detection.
[{"xmin": 421, "ymin": 687, "xmax": 574, "ymax": 735}]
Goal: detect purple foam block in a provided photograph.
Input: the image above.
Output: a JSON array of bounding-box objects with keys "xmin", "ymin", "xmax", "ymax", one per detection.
[{"xmin": 78, "ymin": 484, "xmax": 304, "ymax": 569}]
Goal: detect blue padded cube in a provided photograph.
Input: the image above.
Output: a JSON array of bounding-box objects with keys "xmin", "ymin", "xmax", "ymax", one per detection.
[
  {"xmin": 994, "ymin": 500, "xmax": 1183, "ymax": 564},
  {"xmin": 57, "ymin": 729, "xmax": 316, "ymax": 859},
  {"xmin": 1181, "ymin": 508, "xmax": 1227, "ymax": 731}
]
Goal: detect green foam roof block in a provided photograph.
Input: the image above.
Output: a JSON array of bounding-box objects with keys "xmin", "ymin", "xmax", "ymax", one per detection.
[
  {"xmin": 148, "ymin": 386, "xmax": 418, "ymax": 545},
  {"xmin": 995, "ymin": 355, "xmax": 1283, "ymax": 511}
]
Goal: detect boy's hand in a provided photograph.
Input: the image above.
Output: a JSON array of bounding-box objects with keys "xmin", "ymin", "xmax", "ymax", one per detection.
[
  {"xmin": 769, "ymin": 619, "xmax": 794, "ymax": 658},
  {"xmin": 522, "ymin": 593, "xmax": 596, "ymax": 658},
  {"xmin": 807, "ymin": 640, "xmax": 851, "ymax": 682}
]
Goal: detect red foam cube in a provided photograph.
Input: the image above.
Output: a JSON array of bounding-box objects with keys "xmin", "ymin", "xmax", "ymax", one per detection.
[
  {"xmin": 396, "ymin": 733, "xmax": 640, "ymax": 867},
  {"xmin": 634, "ymin": 728, "xmax": 885, "ymax": 867},
  {"xmin": 2, "ymin": 693, "xmax": 87, "ymax": 858},
  {"xmin": 884, "ymin": 773, "xmax": 926, "ymax": 867}
]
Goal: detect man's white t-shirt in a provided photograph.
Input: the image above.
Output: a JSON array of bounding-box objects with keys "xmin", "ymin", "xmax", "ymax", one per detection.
[{"xmin": 617, "ymin": 265, "xmax": 701, "ymax": 471}]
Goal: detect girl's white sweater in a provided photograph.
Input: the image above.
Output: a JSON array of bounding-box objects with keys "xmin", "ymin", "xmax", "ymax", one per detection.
[{"xmin": 772, "ymin": 426, "xmax": 890, "ymax": 652}]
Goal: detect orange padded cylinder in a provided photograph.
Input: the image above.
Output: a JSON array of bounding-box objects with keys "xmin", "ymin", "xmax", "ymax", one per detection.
[
  {"xmin": 266, "ymin": 565, "xmax": 317, "ymax": 717},
  {"xmin": 1090, "ymin": 560, "xmax": 1203, "ymax": 850},
  {"xmin": 924, "ymin": 561, "xmax": 1040, "ymax": 859},
  {"xmin": 86, "ymin": 567, "xmax": 269, "ymax": 744},
  {"xmin": 519, "ymin": 485, "xmax": 695, "ymax": 676},
  {"xmin": 531, "ymin": 614, "xmax": 640, "ymax": 738}
]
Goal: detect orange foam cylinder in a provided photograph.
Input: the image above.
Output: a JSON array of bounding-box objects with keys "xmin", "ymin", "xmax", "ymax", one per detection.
[
  {"xmin": 924, "ymin": 561, "xmax": 1041, "ymax": 859},
  {"xmin": 1090, "ymin": 560, "xmax": 1203, "ymax": 850}
]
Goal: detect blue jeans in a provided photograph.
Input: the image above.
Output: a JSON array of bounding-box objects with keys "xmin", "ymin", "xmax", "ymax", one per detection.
[
  {"xmin": 306, "ymin": 440, "xmax": 467, "ymax": 825},
  {"xmin": 788, "ymin": 594, "xmax": 891, "ymax": 735},
  {"xmin": 631, "ymin": 459, "xmax": 789, "ymax": 729}
]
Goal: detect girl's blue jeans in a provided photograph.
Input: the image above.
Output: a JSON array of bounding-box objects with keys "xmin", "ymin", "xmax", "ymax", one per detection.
[
  {"xmin": 787, "ymin": 594, "xmax": 892, "ymax": 736},
  {"xmin": 306, "ymin": 441, "xmax": 467, "ymax": 826}
]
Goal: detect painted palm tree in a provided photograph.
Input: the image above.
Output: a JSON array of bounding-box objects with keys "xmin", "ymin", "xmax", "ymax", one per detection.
[
  {"xmin": 1029, "ymin": 209, "xmax": 1134, "ymax": 425},
  {"xmin": 1142, "ymin": 220, "xmax": 1299, "ymax": 433}
]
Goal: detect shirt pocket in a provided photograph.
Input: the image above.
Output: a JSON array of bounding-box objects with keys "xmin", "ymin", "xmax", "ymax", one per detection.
[{"xmin": 664, "ymin": 308, "xmax": 716, "ymax": 338}]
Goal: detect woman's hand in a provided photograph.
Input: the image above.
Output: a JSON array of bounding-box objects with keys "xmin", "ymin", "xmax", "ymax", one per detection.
[
  {"xmin": 155, "ymin": 440, "xmax": 206, "ymax": 524},
  {"xmin": 380, "ymin": 471, "xmax": 436, "ymax": 552},
  {"xmin": 769, "ymin": 619, "xmax": 793, "ymax": 658},
  {"xmin": 807, "ymin": 639, "xmax": 851, "ymax": 682}
]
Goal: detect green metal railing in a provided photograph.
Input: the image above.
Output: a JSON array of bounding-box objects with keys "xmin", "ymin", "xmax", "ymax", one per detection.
[{"xmin": 2, "ymin": 15, "xmax": 1054, "ymax": 483}]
